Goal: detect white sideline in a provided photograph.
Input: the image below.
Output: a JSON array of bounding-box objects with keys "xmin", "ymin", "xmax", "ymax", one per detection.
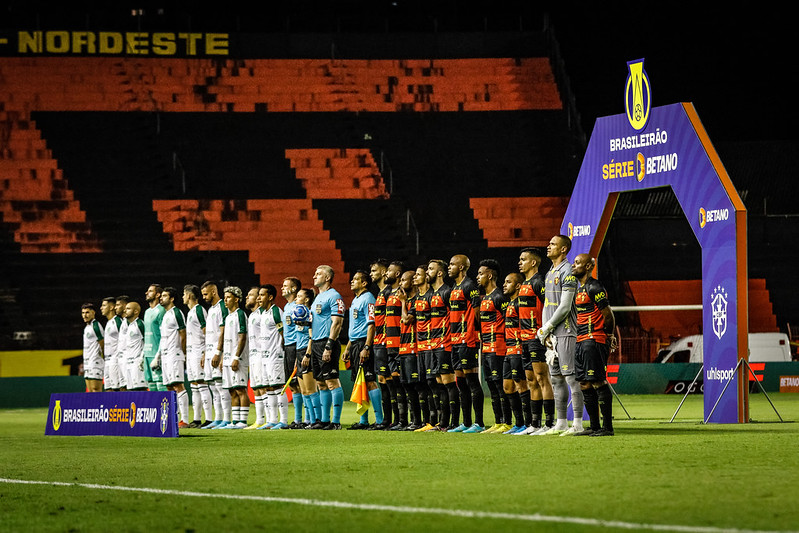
[{"xmin": 0, "ymin": 477, "xmax": 791, "ymax": 533}]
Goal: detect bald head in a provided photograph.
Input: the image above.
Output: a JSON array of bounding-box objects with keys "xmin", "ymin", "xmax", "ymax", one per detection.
[
  {"xmin": 571, "ymin": 253, "xmax": 595, "ymax": 280},
  {"xmin": 124, "ymin": 301, "xmax": 141, "ymax": 320}
]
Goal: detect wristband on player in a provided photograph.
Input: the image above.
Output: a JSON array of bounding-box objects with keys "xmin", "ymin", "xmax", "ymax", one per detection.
[
  {"xmin": 214, "ymin": 348, "xmax": 221, "ymax": 357},
  {"xmin": 325, "ymin": 339, "xmax": 335, "ymax": 350},
  {"xmin": 233, "ymin": 355, "xmax": 240, "ymax": 361}
]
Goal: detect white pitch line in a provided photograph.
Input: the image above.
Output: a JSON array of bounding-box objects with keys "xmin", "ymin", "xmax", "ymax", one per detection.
[{"xmin": 0, "ymin": 477, "xmax": 793, "ymax": 533}]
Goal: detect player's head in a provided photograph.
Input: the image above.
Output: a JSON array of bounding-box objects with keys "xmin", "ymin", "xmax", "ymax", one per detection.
[
  {"xmin": 369, "ymin": 258, "xmax": 389, "ymax": 284},
  {"xmin": 145, "ymin": 284, "xmax": 162, "ymax": 304},
  {"xmin": 351, "ymin": 270, "xmax": 370, "ymax": 293},
  {"xmin": 477, "ymin": 259, "xmax": 500, "ymax": 288},
  {"xmin": 571, "ymin": 253, "xmax": 595, "ymax": 278},
  {"xmin": 282, "ymin": 277, "xmax": 301, "ymax": 299},
  {"xmin": 519, "ymin": 247, "xmax": 543, "ymax": 276},
  {"xmin": 124, "ymin": 301, "xmax": 141, "ymax": 320},
  {"xmin": 313, "ymin": 265, "xmax": 334, "ymax": 288},
  {"xmin": 223, "ymin": 286, "xmax": 242, "ymax": 310},
  {"xmin": 296, "ymin": 288, "xmax": 314, "ymax": 306},
  {"xmin": 245, "ymin": 286, "xmax": 260, "ymax": 311},
  {"xmin": 448, "ymin": 254, "xmax": 470, "ymax": 279},
  {"xmin": 160, "ymin": 286, "xmax": 178, "ymax": 307},
  {"xmin": 426, "ymin": 259, "xmax": 447, "ymax": 284},
  {"xmin": 400, "ymin": 270, "xmax": 414, "ymax": 292},
  {"xmin": 201, "ymin": 281, "xmax": 219, "ymax": 303},
  {"xmin": 413, "ymin": 265, "xmax": 428, "ymax": 287},
  {"xmin": 257, "ymin": 284, "xmax": 277, "ymax": 309},
  {"xmin": 183, "ymin": 285, "xmax": 201, "ymax": 306},
  {"xmin": 81, "ymin": 303, "xmax": 95, "ymax": 322},
  {"xmin": 115, "ymin": 295, "xmax": 130, "ymax": 316},
  {"xmin": 503, "ymin": 272, "xmax": 523, "ymax": 297},
  {"xmin": 100, "ymin": 297, "xmax": 116, "ymax": 317},
  {"xmin": 546, "ymin": 235, "xmax": 571, "ymax": 260},
  {"xmin": 386, "ymin": 261, "xmax": 403, "ymax": 285}
]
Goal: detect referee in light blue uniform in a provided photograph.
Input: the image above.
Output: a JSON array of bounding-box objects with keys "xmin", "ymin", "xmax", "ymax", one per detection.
[
  {"xmin": 310, "ymin": 265, "xmax": 346, "ymax": 430},
  {"xmin": 344, "ymin": 270, "xmax": 384, "ymax": 429}
]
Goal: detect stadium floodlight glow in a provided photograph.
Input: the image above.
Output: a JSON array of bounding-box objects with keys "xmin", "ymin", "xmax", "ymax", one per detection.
[{"xmin": 561, "ymin": 59, "xmax": 749, "ymax": 423}]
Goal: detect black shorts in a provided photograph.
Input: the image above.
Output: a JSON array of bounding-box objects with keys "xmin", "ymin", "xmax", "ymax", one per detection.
[
  {"xmin": 399, "ymin": 354, "xmax": 421, "ymax": 384},
  {"xmin": 435, "ymin": 347, "xmax": 454, "ymax": 375},
  {"xmin": 575, "ymin": 339, "xmax": 609, "ymax": 382},
  {"xmin": 284, "ymin": 343, "xmax": 298, "ymax": 383},
  {"xmin": 311, "ymin": 338, "xmax": 340, "ymax": 381},
  {"xmin": 295, "ymin": 344, "xmax": 313, "ymax": 376},
  {"xmin": 348, "ymin": 338, "xmax": 376, "ymax": 382},
  {"xmin": 523, "ymin": 340, "xmax": 546, "ymax": 365},
  {"xmin": 482, "ymin": 353, "xmax": 504, "ymax": 382},
  {"xmin": 452, "ymin": 344, "xmax": 478, "ymax": 371},
  {"xmin": 505, "ymin": 353, "xmax": 525, "ymax": 381},
  {"xmin": 374, "ymin": 344, "xmax": 390, "ymax": 377},
  {"xmin": 419, "ymin": 350, "xmax": 439, "ymax": 379},
  {"xmin": 387, "ymin": 349, "xmax": 401, "ymax": 376}
]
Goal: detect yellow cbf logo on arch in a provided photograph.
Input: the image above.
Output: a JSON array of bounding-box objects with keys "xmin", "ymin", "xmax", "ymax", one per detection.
[
  {"xmin": 52, "ymin": 400, "xmax": 62, "ymax": 431},
  {"xmin": 625, "ymin": 59, "xmax": 651, "ymax": 131}
]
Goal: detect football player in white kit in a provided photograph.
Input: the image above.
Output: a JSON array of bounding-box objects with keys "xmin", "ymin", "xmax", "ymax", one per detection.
[
  {"xmin": 258, "ymin": 284, "xmax": 288, "ymax": 430},
  {"xmin": 221, "ymin": 286, "xmax": 250, "ymax": 429},
  {"xmin": 81, "ymin": 303, "xmax": 104, "ymax": 392},
  {"xmin": 244, "ymin": 287, "xmax": 268, "ymax": 429},
  {"xmin": 114, "ymin": 296, "xmax": 130, "ymax": 390},
  {"xmin": 153, "ymin": 287, "xmax": 191, "ymax": 429},
  {"xmin": 201, "ymin": 281, "xmax": 230, "ymax": 429},
  {"xmin": 100, "ymin": 297, "xmax": 124, "ymax": 391},
  {"xmin": 122, "ymin": 301, "xmax": 147, "ymax": 391},
  {"xmin": 184, "ymin": 284, "xmax": 211, "ymax": 428}
]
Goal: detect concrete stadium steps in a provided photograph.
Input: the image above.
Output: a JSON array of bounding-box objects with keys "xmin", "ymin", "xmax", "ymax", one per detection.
[
  {"xmin": 285, "ymin": 148, "xmax": 389, "ymax": 199},
  {"xmin": 3, "ymin": 250, "xmax": 258, "ymax": 349},
  {"xmin": 0, "ymin": 57, "xmax": 561, "ymax": 114},
  {"xmin": 626, "ymin": 279, "xmax": 778, "ymax": 342},
  {"xmin": 153, "ymin": 198, "xmax": 350, "ymax": 296},
  {"xmin": 470, "ymin": 196, "xmax": 568, "ymax": 248},
  {"xmin": 0, "ymin": 113, "xmax": 100, "ymax": 252}
]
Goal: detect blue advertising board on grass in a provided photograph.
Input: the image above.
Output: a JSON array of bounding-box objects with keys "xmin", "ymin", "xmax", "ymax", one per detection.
[
  {"xmin": 561, "ymin": 59, "xmax": 749, "ymax": 423},
  {"xmin": 45, "ymin": 391, "xmax": 179, "ymax": 437}
]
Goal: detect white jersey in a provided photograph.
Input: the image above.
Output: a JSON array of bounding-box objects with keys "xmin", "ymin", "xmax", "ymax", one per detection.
[
  {"xmin": 185, "ymin": 304, "xmax": 207, "ymax": 356},
  {"xmin": 103, "ymin": 316, "xmax": 123, "ymax": 361},
  {"xmin": 260, "ymin": 304, "xmax": 285, "ymax": 359},
  {"xmin": 82, "ymin": 319, "xmax": 104, "ymax": 380},
  {"xmin": 248, "ymin": 308, "xmax": 262, "ymax": 359},
  {"xmin": 159, "ymin": 306, "xmax": 186, "ymax": 359},
  {"xmin": 117, "ymin": 319, "xmax": 129, "ymax": 360},
  {"xmin": 223, "ymin": 307, "xmax": 248, "ymax": 365},
  {"xmin": 124, "ymin": 318, "xmax": 145, "ymax": 362},
  {"xmin": 205, "ymin": 299, "xmax": 228, "ymax": 354}
]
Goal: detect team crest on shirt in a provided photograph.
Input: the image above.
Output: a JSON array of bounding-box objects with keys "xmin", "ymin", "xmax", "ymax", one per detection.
[
  {"xmin": 316, "ymin": 304, "xmax": 322, "ymax": 315},
  {"xmin": 711, "ymin": 285, "xmax": 728, "ymax": 340}
]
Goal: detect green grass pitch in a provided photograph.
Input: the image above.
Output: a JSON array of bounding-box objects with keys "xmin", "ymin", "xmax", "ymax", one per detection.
[{"xmin": 1, "ymin": 394, "xmax": 798, "ymax": 532}]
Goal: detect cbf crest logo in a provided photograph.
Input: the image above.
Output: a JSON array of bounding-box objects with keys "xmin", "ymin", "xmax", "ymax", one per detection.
[
  {"xmin": 625, "ymin": 59, "xmax": 651, "ymax": 131},
  {"xmin": 52, "ymin": 399, "xmax": 62, "ymax": 431},
  {"xmin": 711, "ymin": 285, "xmax": 728, "ymax": 340},
  {"xmin": 160, "ymin": 397, "xmax": 170, "ymax": 434}
]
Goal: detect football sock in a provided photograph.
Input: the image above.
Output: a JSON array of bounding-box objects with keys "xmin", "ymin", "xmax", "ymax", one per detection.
[
  {"xmin": 220, "ymin": 387, "xmax": 232, "ymax": 423},
  {"xmin": 277, "ymin": 391, "xmax": 288, "ymax": 424},
  {"xmin": 582, "ymin": 386, "xmax": 600, "ymax": 431},
  {"xmin": 254, "ymin": 393, "xmax": 265, "ymax": 424},
  {"xmin": 319, "ymin": 389, "xmax": 332, "ymax": 423},
  {"xmin": 330, "ymin": 387, "xmax": 343, "ymax": 424},
  {"xmin": 426, "ymin": 379, "xmax": 440, "ymax": 425},
  {"xmin": 211, "ymin": 382, "xmax": 223, "ymax": 421},
  {"xmin": 508, "ymin": 391, "xmax": 523, "ymax": 427},
  {"xmin": 386, "ymin": 379, "xmax": 400, "ymax": 423},
  {"xmin": 565, "ymin": 374, "xmax": 584, "ymax": 428},
  {"xmin": 292, "ymin": 393, "xmax": 303, "ymax": 423},
  {"xmin": 446, "ymin": 381, "xmax": 460, "ymax": 426},
  {"xmin": 396, "ymin": 382, "xmax": 408, "ymax": 425},
  {"xmin": 198, "ymin": 383, "xmax": 213, "ymax": 422},
  {"xmin": 308, "ymin": 391, "xmax": 321, "ymax": 422},
  {"xmin": 597, "ymin": 384, "xmax": 613, "ymax": 431},
  {"xmin": 530, "ymin": 398, "xmax": 542, "ymax": 427},
  {"xmin": 543, "ymin": 399, "xmax": 555, "ymax": 427},
  {"xmin": 368, "ymin": 386, "xmax": 384, "ymax": 425},
  {"xmin": 405, "ymin": 383, "xmax": 420, "ymax": 426},
  {"xmin": 466, "ymin": 373, "xmax": 484, "ymax": 427},
  {"xmin": 551, "ymin": 374, "xmax": 569, "ymax": 422},
  {"xmin": 437, "ymin": 382, "xmax": 449, "ymax": 427},
  {"xmin": 457, "ymin": 376, "xmax": 472, "ymax": 427},
  {"xmin": 487, "ymin": 380, "xmax": 502, "ymax": 426},
  {"xmin": 177, "ymin": 390, "xmax": 190, "ymax": 424},
  {"xmin": 301, "ymin": 394, "xmax": 313, "ymax": 423},
  {"xmin": 379, "ymin": 382, "xmax": 392, "ymax": 426},
  {"xmin": 416, "ymin": 382, "xmax": 430, "ymax": 424}
]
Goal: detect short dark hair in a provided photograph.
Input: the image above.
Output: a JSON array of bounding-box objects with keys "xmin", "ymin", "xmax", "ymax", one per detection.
[
  {"xmin": 116, "ymin": 295, "xmax": 130, "ymax": 304},
  {"xmin": 353, "ymin": 270, "xmax": 370, "ymax": 282},
  {"xmin": 81, "ymin": 303, "xmax": 95, "ymax": 310},
  {"xmin": 162, "ymin": 286, "xmax": 178, "ymax": 301},
  {"xmin": 479, "ymin": 258, "xmax": 501, "ymax": 280},
  {"xmin": 201, "ymin": 280, "xmax": 217, "ymax": 290},
  {"xmin": 260, "ymin": 284, "xmax": 277, "ymax": 298},
  {"xmin": 370, "ymin": 258, "xmax": 389, "ymax": 269},
  {"xmin": 298, "ymin": 288, "xmax": 315, "ymax": 304},
  {"xmin": 183, "ymin": 285, "xmax": 201, "ymax": 301},
  {"xmin": 389, "ymin": 260, "xmax": 404, "ymax": 270},
  {"xmin": 283, "ymin": 277, "xmax": 301, "ymax": 291},
  {"xmin": 148, "ymin": 283, "xmax": 163, "ymax": 293},
  {"xmin": 428, "ymin": 259, "xmax": 447, "ymax": 271},
  {"xmin": 520, "ymin": 247, "xmax": 543, "ymax": 263},
  {"xmin": 556, "ymin": 235, "xmax": 572, "ymax": 253},
  {"xmin": 102, "ymin": 296, "xmax": 115, "ymax": 304},
  {"xmin": 505, "ymin": 272, "xmax": 524, "ymax": 284}
]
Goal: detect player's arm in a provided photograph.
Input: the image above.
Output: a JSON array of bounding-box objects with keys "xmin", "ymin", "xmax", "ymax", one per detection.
[
  {"xmin": 538, "ymin": 286, "xmax": 576, "ymax": 340},
  {"xmin": 232, "ymin": 332, "xmax": 246, "ymax": 371},
  {"xmin": 322, "ymin": 316, "xmax": 343, "ymax": 362},
  {"xmin": 212, "ymin": 323, "xmax": 225, "ymax": 368},
  {"xmin": 98, "ymin": 338, "xmax": 105, "ymax": 359},
  {"xmin": 301, "ymin": 326, "xmax": 313, "ymax": 367},
  {"xmin": 179, "ymin": 328, "xmax": 187, "ymax": 355},
  {"xmin": 360, "ymin": 322, "xmax": 375, "ymax": 363}
]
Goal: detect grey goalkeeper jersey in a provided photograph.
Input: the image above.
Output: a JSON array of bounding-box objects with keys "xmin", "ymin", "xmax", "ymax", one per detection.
[{"xmin": 543, "ymin": 260, "xmax": 578, "ymax": 337}]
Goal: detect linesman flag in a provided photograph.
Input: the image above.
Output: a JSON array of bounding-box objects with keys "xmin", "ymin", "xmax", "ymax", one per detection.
[{"xmin": 349, "ymin": 367, "xmax": 370, "ymax": 416}]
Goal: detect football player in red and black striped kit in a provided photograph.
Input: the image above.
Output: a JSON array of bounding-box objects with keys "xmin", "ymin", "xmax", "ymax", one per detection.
[
  {"xmin": 571, "ymin": 253, "xmax": 616, "ymax": 436},
  {"xmin": 370, "ymin": 258, "xmax": 393, "ymax": 429},
  {"xmin": 411, "ymin": 265, "xmax": 438, "ymax": 431},
  {"xmin": 517, "ymin": 247, "xmax": 555, "ymax": 435},
  {"xmin": 476, "ymin": 259, "xmax": 510, "ymax": 434},
  {"xmin": 502, "ymin": 272, "xmax": 528, "ymax": 433},
  {"xmin": 384, "ymin": 261, "xmax": 408, "ymax": 430},
  {"xmin": 427, "ymin": 259, "xmax": 458, "ymax": 430},
  {"xmin": 447, "ymin": 254, "xmax": 485, "ymax": 433}
]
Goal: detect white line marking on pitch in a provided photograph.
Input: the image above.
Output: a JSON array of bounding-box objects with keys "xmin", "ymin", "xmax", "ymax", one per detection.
[{"xmin": 0, "ymin": 478, "xmax": 793, "ymax": 533}]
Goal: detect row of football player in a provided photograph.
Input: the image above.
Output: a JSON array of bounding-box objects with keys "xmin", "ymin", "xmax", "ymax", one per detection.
[{"xmin": 79, "ymin": 234, "xmax": 617, "ymax": 435}]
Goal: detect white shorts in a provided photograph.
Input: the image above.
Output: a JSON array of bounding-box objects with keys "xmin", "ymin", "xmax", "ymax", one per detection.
[
  {"xmin": 105, "ymin": 357, "xmax": 124, "ymax": 389},
  {"xmin": 264, "ymin": 355, "xmax": 286, "ymax": 388},
  {"xmin": 223, "ymin": 362, "xmax": 248, "ymax": 390},
  {"xmin": 115, "ymin": 358, "xmax": 128, "ymax": 389},
  {"xmin": 83, "ymin": 354, "xmax": 104, "ymax": 381},
  {"xmin": 549, "ymin": 335, "xmax": 576, "ymax": 377},
  {"xmin": 249, "ymin": 353, "xmax": 266, "ymax": 389},
  {"xmin": 162, "ymin": 353, "xmax": 186, "ymax": 386},
  {"xmin": 186, "ymin": 347, "xmax": 204, "ymax": 383},
  {"xmin": 205, "ymin": 345, "xmax": 223, "ymax": 381},
  {"xmin": 125, "ymin": 357, "xmax": 147, "ymax": 390}
]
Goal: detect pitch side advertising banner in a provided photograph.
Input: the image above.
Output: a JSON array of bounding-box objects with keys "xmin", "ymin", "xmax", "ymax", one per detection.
[
  {"xmin": 45, "ymin": 391, "xmax": 179, "ymax": 437},
  {"xmin": 562, "ymin": 59, "xmax": 747, "ymax": 423}
]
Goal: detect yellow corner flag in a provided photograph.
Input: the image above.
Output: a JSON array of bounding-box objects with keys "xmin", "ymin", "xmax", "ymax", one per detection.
[{"xmin": 349, "ymin": 366, "xmax": 370, "ymax": 415}]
